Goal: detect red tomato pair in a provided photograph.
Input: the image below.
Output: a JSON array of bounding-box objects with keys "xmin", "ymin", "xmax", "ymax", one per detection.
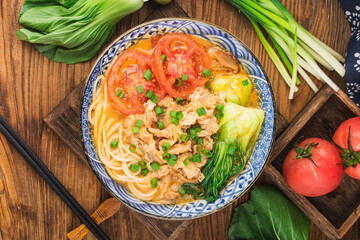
[{"xmin": 107, "ymin": 33, "xmax": 211, "ymax": 115}]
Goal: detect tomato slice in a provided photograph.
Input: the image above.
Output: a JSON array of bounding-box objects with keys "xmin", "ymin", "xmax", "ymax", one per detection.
[
  {"xmin": 107, "ymin": 50, "xmax": 165, "ymax": 115},
  {"xmin": 152, "ymin": 33, "xmax": 211, "ymax": 99}
]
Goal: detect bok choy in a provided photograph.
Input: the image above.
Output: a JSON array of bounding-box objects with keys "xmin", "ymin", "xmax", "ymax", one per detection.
[
  {"xmin": 227, "ymin": 0, "xmax": 345, "ymax": 98},
  {"xmin": 201, "ymin": 102, "xmax": 264, "ymax": 202},
  {"xmin": 16, "ymin": 0, "xmax": 145, "ymax": 64}
]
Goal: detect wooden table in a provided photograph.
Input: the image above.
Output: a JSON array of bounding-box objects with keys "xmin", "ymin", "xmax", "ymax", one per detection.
[{"xmin": 0, "ymin": 0, "xmax": 358, "ymax": 239}]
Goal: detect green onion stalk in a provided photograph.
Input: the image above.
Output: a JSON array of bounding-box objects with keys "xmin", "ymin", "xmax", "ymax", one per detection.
[
  {"xmin": 227, "ymin": 0, "xmax": 345, "ymax": 97},
  {"xmin": 201, "ymin": 103, "xmax": 264, "ymax": 202}
]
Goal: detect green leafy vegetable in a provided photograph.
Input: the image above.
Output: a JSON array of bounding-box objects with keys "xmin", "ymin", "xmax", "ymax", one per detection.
[
  {"xmin": 202, "ymin": 102, "xmax": 264, "ymax": 202},
  {"xmin": 228, "ymin": 185, "xmax": 311, "ymax": 240},
  {"xmin": 181, "ymin": 183, "xmax": 204, "ymax": 200},
  {"xmin": 16, "ymin": 0, "xmax": 145, "ymax": 63}
]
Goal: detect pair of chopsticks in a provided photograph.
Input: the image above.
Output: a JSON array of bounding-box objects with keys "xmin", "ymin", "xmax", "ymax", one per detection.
[{"xmin": 0, "ymin": 114, "xmax": 109, "ymax": 240}]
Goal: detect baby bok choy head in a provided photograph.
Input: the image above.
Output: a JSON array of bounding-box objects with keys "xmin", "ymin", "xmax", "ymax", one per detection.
[
  {"xmin": 201, "ymin": 102, "xmax": 264, "ymax": 202},
  {"xmin": 16, "ymin": 0, "xmax": 145, "ymax": 64}
]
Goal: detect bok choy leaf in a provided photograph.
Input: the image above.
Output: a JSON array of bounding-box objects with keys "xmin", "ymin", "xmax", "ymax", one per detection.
[
  {"xmin": 16, "ymin": 0, "xmax": 145, "ymax": 64},
  {"xmin": 201, "ymin": 102, "xmax": 264, "ymax": 202}
]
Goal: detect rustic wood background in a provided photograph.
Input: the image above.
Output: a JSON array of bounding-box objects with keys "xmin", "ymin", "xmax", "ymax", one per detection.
[{"xmin": 0, "ymin": 0, "xmax": 358, "ymax": 239}]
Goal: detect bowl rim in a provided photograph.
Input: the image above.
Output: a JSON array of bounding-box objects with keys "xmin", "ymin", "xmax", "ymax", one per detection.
[{"xmin": 80, "ymin": 17, "xmax": 277, "ymax": 220}]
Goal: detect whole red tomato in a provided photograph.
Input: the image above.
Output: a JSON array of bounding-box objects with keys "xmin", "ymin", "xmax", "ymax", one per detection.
[
  {"xmin": 333, "ymin": 117, "xmax": 360, "ymax": 180},
  {"xmin": 283, "ymin": 138, "xmax": 343, "ymax": 197}
]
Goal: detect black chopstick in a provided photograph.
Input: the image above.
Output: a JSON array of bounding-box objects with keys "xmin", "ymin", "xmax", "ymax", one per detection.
[{"xmin": 0, "ymin": 114, "xmax": 109, "ymax": 240}]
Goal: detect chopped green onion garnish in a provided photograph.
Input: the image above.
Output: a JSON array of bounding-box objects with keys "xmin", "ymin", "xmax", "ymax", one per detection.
[
  {"xmin": 183, "ymin": 157, "xmax": 192, "ymax": 166},
  {"xmin": 157, "ymin": 121, "xmax": 164, "ymax": 129},
  {"xmin": 154, "ymin": 106, "xmax": 164, "ymax": 115},
  {"xmin": 135, "ymin": 120, "xmax": 143, "ymax": 128},
  {"xmin": 174, "ymin": 79, "xmax": 183, "ymax": 86},
  {"xmin": 145, "ymin": 90, "xmax": 153, "ymax": 98},
  {"xmin": 215, "ymin": 112, "xmax": 224, "ymax": 119},
  {"xmin": 140, "ymin": 168, "xmax": 149, "ymax": 176},
  {"xmin": 116, "ymin": 89, "xmax": 122, "ymax": 97},
  {"xmin": 150, "ymin": 162, "xmax": 160, "ymax": 171},
  {"xmin": 162, "ymin": 142, "xmax": 171, "ymax": 152},
  {"xmin": 196, "ymin": 107, "xmax": 206, "ymax": 116},
  {"xmin": 180, "ymin": 134, "xmax": 189, "ymax": 142},
  {"xmin": 182, "ymin": 74, "xmax": 188, "ymax": 81},
  {"xmin": 216, "ymin": 103, "xmax": 224, "ymax": 112},
  {"xmin": 201, "ymin": 149, "xmax": 213, "ymax": 157},
  {"xmin": 119, "ymin": 91, "xmax": 125, "ymax": 99},
  {"xmin": 171, "ymin": 118, "xmax": 179, "ymax": 125},
  {"xmin": 202, "ymin": 69, "xmax": 211, "ymax": 77},
  {"xmin": 193, "ymin": 153, "xmax": 201, "ymax": 162},
  {"xmin": 167, "ymin": 159, "xmax": 176, "ymax": 166},
  {"xmin": 151, "ymin": 178, "xmax": 158, "ymax": 187},
  {"xmin": 170, "ymin": 154, "xmax": 177, "ymax": 161},
  {"xmin": 190, "ymin": 134, "xmax": 199, "ymax": 141},
  {"xmin": 110, "ymin": 140, "xmax": 119, "ymax": 148},
  {"xmin": 197, "ymin": 138, "xmax": 203, "ymax": 144},
  {"xmin": 130, "ymin": 164, "xmax": 139, "ymax": 172},
  {"xmin": 205, "ymin": 82, "xmax": 210, "ymax": 89},
  {"xmin": 137, "ymin": 85, "xmax": 144, "ymax": 94},
  {"xmin": 138, "ymin": 161, "xmax": 147, "ymax": 169},
  {"xmin": 161, "ymin": 54, "xmax": 167, "ymax": 63},
  {"xmin": 170, "ymin": 111, "xmax": 177, "ymax": 118},
  {"xmin": 162, "ymin": 152, "xmax": 170, "ymax": 160},
  {"xmin": 132, "ymin": 127, "xmax": 139, "ymax": 134},
  {"xmin": 242, "ymin": 79, "xmax": 249, "ymax": 86},
  {"xmin": 227, "ymin": 144, "xmax": 236, "ymax": 156},
  {"xmin": 129, "ymin": 144, "xmax": 136, "ymax": 153},
  {"xmin": 178, "ymin": 187, "xmax": 186, "ymax": 196},
  {"xmin": 150, "ymin": 94, "xmax": 158, "ymax": 103},
  {"xmin": 176, "ymin": 111, "xmax": 183, "ymax": 120},
  {"xmin": 143, "ymin": 69, "xmax": 152, "ymax": 81},
  {"xmin": 175, "ymin": 97, "xmax": 184, "ymax": 104},
  {"xmin": 189, "ymin": 129, "xmax": 197, "ymax": 136},
  {"xmin": 196, "ymin": 144, "xmax": 203, "ymax": 152}
]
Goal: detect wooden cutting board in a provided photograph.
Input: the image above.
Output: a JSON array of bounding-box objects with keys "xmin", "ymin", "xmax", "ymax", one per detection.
[{"xmin": 43, "ymin": 2, "xmax": 289, "ymax": 239}]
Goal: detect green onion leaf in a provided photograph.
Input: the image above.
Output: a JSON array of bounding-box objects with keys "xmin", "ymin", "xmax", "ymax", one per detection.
[
  {"xmin": 140, "ymin": 168, "xmax": 149, "ymax": 176},
  {"xmin": 151, "ymin": 178, "xmax": 158, "ymax": 187},
  {"xmin": 202, "ymin": 69, "xmax": 211, "ymax": 77},
  {"xmin": 215, "ymin": 112, "xmax": 224, "ymax": 119},
  {"xmin": 110, "ymin": 140, "xmax": 119, "ymax": 148},
  {"xmin": 175, "ymin": 97, "xmax": 184, "ymax": 104},
  {"xmin": 162, "ymin": 152, "xmax": 170, "ymax": 160},
  {"xmin": 196, "ymin": 107, "xmax": 206, "ymax": 116},
  {"xmin": 150, "ymin": 94, "xmax": 159, "ymax": 103},
  {"xmin": 150, "ymin": 162, "xmax": 160, "ymax": 171},
  {"xmin": 183, "ymin": 157, "xmax": 192, "ymax": 166},
  {"xmin": 116, "ymin": 89, "xmax": 122, "ymax": 97},
  {"xmin": 193, "ymin": 153, "xmax": 201, "ymax": 162},
  {"xmin": 167, "ymin": 159, "xmax": 176, "ymax": 166},
  {"xmin": 182, "ymin": 74, "xmax": 188, "ymax": 81},
  {"xmin": 178, "ymin": 187, "xmax": 186, "ymax": 196},
  {"xmin": 162, "ymin": 142, "xmax": 170, "ymax": 152},
  {"xmin": 132, "ymin": 127, "xmax": 139, "ymax": 134},
  {"xmin": 143, "ymin": 69, "xmax": 152, "ymax": 81},
  {"xmin": 176, "ymin": 111, "xmax": 184, "ymax": 120},
  {"xmin": 129, "ymin": 144, "xmax": 136, "ymax": 153},
  {"xmin": 170, "ymin": 111, "xmax": 177, "ymax": 118},
  {"xmin": 137, "ymin": 85, "xmax": 144, "ymax": 94},
  {"xmin": 174, "ymin": 79, "xmax": 183, "ymax": 86},
  {"xmin": 145, "ymin": 90, "xmax": 153, "ymax": 98},
  {"xmin": 138, "ymin": 161, "xmax": 147, "ymax": 169},
  {"xmin": 180, "ymin": 134, "xmax": 189, "ymax": 142},
  {"xmin": 201, "ymin": 149, "xmax": 213, "ymax": 157},
  {"xmin": 242, "ymin": 79, "xmax": 249, "ymax": 86},
  {"xmin": 171, "ymin": 118, "xmax": 179, "ymax": 125},
  {"xmin": 135, "ymin": 120, "xmax": 143, "ymax": 128},
  {"xmin": 157, "ymin": 121, "xmax": 164, "ymax": 129},
  {"xmin": 161, "ymin": 54, "xmax": 167, "ymax": 63},
  {"xmin": 197, "ymin": 138, "xmax": 203, "ymax": 144},
  {"xmin": 170, "ymin": 154, "xmax": 177, "ymax": 161},
  {"xmin": 129, "ymin": 164, "xmax": 139, "ymax": 172},
  {"xmin": 155, "ymin": 106, "xmax": 164, "ymax": 115},
  {"xmin": 216, "ymin": 103, "xmax": 224, "ymax": 112}
]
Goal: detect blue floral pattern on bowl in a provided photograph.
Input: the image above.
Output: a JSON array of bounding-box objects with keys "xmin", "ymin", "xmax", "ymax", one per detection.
[{"xmin": 80, "ymin": 18, "xmax": 276, "ymax": 220}]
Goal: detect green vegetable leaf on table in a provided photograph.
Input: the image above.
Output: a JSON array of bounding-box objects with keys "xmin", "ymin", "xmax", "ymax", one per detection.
[
  {"xmin": 16, "ymin": 0, "xmax": 145, "ymax": 64},
  {"xmin": 228, "ymin": 185, "xmax": 311, "ymax": 240}
]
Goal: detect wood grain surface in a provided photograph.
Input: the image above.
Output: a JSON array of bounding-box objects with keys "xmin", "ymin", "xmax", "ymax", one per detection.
[{"xmin": 0, "ymin": 0, "xmax": 358, "ymax": 239}]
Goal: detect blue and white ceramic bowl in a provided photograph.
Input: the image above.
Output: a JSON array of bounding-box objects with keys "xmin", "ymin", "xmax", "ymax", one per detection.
[{"xmin": 81, "ymin": 18, "xmax": 276, "ymax": 220}]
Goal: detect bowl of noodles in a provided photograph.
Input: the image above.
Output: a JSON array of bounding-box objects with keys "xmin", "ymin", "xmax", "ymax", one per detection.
[{"xmin": 81, "ymin": 18, "xmax": 275, "ymax": 219}]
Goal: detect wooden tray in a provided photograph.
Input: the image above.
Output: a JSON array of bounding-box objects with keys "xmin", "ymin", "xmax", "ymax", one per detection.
[{"xmin": 264, "ymin": 86, "xmax": 360, "ymax": 239}]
